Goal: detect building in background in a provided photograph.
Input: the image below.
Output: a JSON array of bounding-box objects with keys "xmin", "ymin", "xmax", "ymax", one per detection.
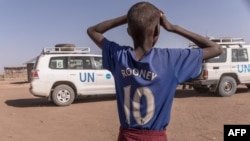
[
  {"xmin": 0, "ymin": 57, "xmax": 36, "ymax": 81},
  {"xmin": 3, "ymin": 66, "xmax": 27, "ymax": 81}
]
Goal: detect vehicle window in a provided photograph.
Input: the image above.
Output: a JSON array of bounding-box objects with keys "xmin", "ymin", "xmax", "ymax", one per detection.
[
  {"xmin": 205, "ymin": 48, "xmax": 227, "ymax": 63},
  {"xmin": 93, "ymin": 57, "xmax": 103, "ymax": 69},
  {"xmin": 69, "ymin": 56, "xmax": 92, "ymax": 69},
  {"xmin": 232, "ymin": 49, "xmax": 248, "ymax": 62},
  {"xmin": 82, "ymin": 57, "xmax": 92, "ymax": 69},
  {"xmin": 232, "ymin": 49, "xmax": 237, "ymax": 62},
  {"xmin": 33, "ymin": 56, "xmax": 39, "ymax": 69},
  {"xmin": 69, "ymin": 57, "xmax": 84, "ymax": 69},
  {"xmin": 49, "ymin": 57, "xmax": 67, "ymax": 69}
]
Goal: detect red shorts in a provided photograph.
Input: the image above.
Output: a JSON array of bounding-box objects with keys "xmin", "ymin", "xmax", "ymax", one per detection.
[{"xmin": 118, "ymin": 127, "xmax": 168, "ymax": 141}]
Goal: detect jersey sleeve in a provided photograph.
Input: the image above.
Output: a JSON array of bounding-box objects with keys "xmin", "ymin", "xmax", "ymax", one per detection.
[
  {"xmin": 101, "ymin": 38, "xmax": 128, "ymax": 73},
  {"xmin": 169, "ymin": 48, "xmax": 203, "ymax": 83},
  {"xmin": 102, "ymin": 39, "xmax": 115, "ymax": 72}
]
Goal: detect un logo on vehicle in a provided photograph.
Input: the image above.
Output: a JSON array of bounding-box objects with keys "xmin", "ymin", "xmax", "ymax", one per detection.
[{"xmin": 106, "ymin": 73, "xmax": 111, "ymax": 79}]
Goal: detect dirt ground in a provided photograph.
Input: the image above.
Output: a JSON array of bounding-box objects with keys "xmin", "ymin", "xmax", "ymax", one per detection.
[{"xmin": 0, "ymin": 80, "xmax": 250, "ymax": 141}]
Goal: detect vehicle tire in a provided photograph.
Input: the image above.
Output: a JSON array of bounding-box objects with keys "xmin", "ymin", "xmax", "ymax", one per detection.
[
  {"xmin": 217, "ymin": 76, "xmax": 237, "ymax": 97},
  {"xmin": 245, "ymin": 84, "xmax": 250, "ymax": 90},
  {"xmin": 52, "ymin": 85, "xmax": 75, "ymax": 106},
  {"xmin": 55, "ymin": 43, "xmax": 75, "ymax": 51},
  {"xmin": 193, "ymin": 86, "xmax": 209, "ymax": 93}
]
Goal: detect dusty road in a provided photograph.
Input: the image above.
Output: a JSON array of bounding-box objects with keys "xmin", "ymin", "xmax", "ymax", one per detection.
[{"xmin": 0, "ymin": 80, "xmax": 250, "ymax": 141}]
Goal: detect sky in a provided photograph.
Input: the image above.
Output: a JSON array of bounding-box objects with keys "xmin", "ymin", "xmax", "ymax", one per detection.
[{"xmin": 0, "ymin": 0, "xmax": 250, "ymax": 74}]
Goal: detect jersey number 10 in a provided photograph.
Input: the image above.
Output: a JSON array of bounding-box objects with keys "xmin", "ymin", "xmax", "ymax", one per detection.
[{"xmin": 123, "ymin": 85, "xmax": 155, "ymax": 125}]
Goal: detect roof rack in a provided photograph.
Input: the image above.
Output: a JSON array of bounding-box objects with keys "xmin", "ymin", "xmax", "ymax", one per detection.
[
  {"xmin": 189, "ymin": 37, "xmax": 246, "ymax": 48},
  {"xmin": 210, "ymin": 37, "xmax": 245, "ymax": 45},
  {"xmin": 42, "ymin": 47, "xmax": 91, "ymax": 54}
]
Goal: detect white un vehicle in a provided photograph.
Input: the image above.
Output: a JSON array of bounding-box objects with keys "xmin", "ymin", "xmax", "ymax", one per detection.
[
  {"xmin": 29, "ymin": 44, "xmax": 115, "ymax": 106},
  {"xmin": 185, "ymin": 37, "xmax": 250, "ymax": 97}
]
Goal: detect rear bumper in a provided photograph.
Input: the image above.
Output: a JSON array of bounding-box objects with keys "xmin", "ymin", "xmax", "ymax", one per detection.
[
  {"xmin": 29, "ymin": 80, "xmax": 51, "ymax": 97},
  {"xmin": 183, "ymin": 79, "xmax": 218, "ymax": 86},
  {"xmin": 183, "ymin": 79, "xmax": 219, "ymax": 92}
]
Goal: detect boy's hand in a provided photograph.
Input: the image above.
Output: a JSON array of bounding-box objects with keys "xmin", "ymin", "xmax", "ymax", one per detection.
[{"xmin": 160, "ymin": 11, "xmax": 174, "ymax": 32}]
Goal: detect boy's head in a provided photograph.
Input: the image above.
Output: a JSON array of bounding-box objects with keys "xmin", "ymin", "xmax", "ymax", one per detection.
[{"xmin": 127, "ymin": 2, "xmax": 161, "ymax": 48}]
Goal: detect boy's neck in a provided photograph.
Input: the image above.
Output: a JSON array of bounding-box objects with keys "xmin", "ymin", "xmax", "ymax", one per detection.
[
  {"xmin": 132, "ymin": 36, "xmax": 154, "ymax": 61},
  {"xmin": 133, "ymin": 45, "xmax": 152, "ymax": 61}
]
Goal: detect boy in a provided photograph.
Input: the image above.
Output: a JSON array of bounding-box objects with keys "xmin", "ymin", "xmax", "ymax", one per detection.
[{"xmin": 87, "ymin": 1, "xmax": 222, "ymax": 141}]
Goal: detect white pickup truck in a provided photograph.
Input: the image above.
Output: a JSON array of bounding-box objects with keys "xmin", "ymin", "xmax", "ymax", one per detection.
[
  {"xmin": 184, "ymin": 37, "xmax": 250, "ymax": 97},
  {"xmin": 29, "ymin": 44, "xmax": 115, "ymax": 106}
]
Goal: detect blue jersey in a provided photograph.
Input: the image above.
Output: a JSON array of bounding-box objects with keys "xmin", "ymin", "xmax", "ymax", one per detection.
[{"xmin": 102, "ymin": 39, "xmax": 203, "ymax": 130}]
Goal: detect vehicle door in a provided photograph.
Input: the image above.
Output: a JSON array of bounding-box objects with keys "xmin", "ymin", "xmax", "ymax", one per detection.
[
  {"xmin": 48, "ymin": 56, "xmax": 69, "ymax": 84},
  {"xmin": 68, "ymin": 56, "xmax": 97, "ymax": 95},
  {"xmin": 230, "ymin": 47, "xmax": 250, "ymax": 83},
  {"xmin": 204, "ymin": 47, "xmax": 228, "ymax": 80},
  {"xmin": 90, "ymin": 56, "xmax": 115, "ymax": 94}
]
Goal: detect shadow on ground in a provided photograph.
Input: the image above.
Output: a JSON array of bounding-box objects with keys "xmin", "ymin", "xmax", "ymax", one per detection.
[
  {"xmin": 5, "ymin": 98, "xmax": 54, "ymax": 108},
  {"xmin": 5, "ymin": 94, "xmax": 116, "ymax": 108},
  {"xmin": 5, "ymin": 88, "xmax": 249, "ymax": 108},
  {"xmin": 175, "ymin": 87, "xmax": 249, "ymax": 98},
  {"xmin": 10, "ymin": 81, "xmax": 29, "ymax": 85}
]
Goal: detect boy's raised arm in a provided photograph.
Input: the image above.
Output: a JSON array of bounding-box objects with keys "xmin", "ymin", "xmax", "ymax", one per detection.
[
  {"xmin": 160, "ymin": 13, "xmax": 223, "ymax": 60},
  {"xmin": 87, "ymin": 15, "xmax": 127, "ymax": 49}
]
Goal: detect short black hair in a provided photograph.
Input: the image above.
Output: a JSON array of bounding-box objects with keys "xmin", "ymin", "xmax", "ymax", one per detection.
[{"xmin": 127, "ymin": 2, "xmax": 160, "ymax": 42}]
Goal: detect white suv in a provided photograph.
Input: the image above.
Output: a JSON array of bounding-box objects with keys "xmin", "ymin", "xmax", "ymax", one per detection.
[
  {"xmin": 29, "ymin": 45, "xmax": 115, "ymax": 106},
  {"xmin": 184, "ymin": 37, "xmax": 250, "ymax": 97}
]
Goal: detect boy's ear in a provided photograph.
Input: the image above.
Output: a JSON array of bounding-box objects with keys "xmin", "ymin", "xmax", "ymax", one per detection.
[
  {"xmin": 153, "ymin": 24, "xmax": 160, "ymax": 45},
  {"xmin": 154, "ymin": 24, "xmax": 160, "ymax": 37},
  {"xmin": 127, "ymin": 27, "xmax": 131, "ymax": 36}
]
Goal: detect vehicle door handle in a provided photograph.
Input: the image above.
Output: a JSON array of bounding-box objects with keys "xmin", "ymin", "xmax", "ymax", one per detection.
[
  {"xmin": 70, "ymin": 74, "xmax": 77, "ymax": 76},
  {"xmin": 213, "ymin": 67, "xmax": 219, "ymax": 70},
  {"xmin": 96, "ymin": 74, "xmax": 103, "ymax": 76}
]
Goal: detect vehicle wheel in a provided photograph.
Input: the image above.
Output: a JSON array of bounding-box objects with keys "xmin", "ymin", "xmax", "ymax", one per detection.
[
  {"xmin": 217, "ymin": 76, "xmax": 237, "ymax": 97},
  {"xmin": 245, "ymin": 84, "xmax": 250, "ymax": 90},
  {"xmin": 193, "ymin": 86, "xmax": 209, "ymax": 93},
  {"xmin": 52, "ymin": 85, "xmax": 75, "ymax": 106},
  {"xmin": 55, "ymin": 43, "xmax": 75, "ymax": 51}
]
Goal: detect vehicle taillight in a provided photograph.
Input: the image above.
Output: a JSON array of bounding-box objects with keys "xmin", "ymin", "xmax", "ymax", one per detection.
[
  {"xmin": 31, "ymin": 69, "xmax": 39, "ymax": 79},
  {"xmin": 203, "ymin": 69, "xmax": 208, "ymax": 80}
]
